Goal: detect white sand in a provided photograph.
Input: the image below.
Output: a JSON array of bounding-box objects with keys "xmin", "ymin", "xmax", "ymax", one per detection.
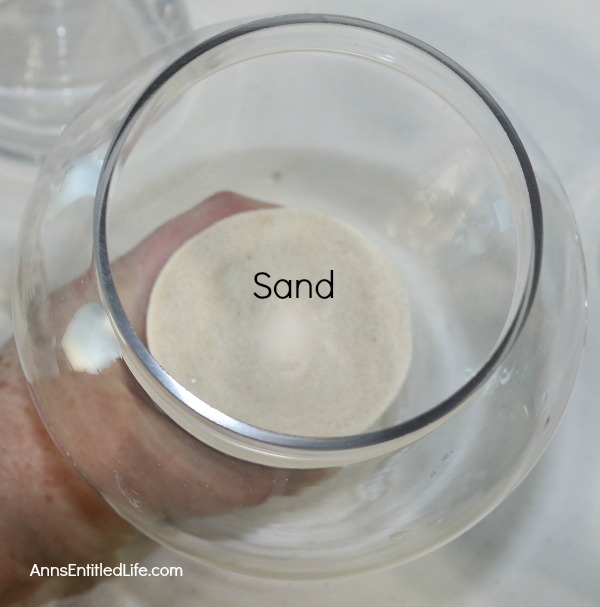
[{"xmin": 146, "ymin": 207, "xmax": 411, "ymax": 437}]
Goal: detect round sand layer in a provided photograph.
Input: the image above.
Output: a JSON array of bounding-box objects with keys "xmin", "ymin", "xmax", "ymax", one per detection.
[{"xmin": 146, "ymin": 207, "xmax": 411, "ymax": 437}]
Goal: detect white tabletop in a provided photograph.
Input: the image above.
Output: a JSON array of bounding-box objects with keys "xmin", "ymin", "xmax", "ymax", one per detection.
[{"xmin": 5, "ymin": 1, "xmax": 600, "ymax": 605}]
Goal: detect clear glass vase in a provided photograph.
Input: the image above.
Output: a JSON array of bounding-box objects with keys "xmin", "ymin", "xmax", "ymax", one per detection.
[
  {"xmin": 12, "ymin": 15, "xmax": 586, "ymax": 577},
  {"xmin": 0, "ymin": 0, "xmax": 190, "ymax": 159}
]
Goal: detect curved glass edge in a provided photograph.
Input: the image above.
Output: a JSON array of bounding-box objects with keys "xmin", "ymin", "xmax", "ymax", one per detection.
[{"xmin": 93, "ymin": 13, "xmax": 543, "ymax": 466}]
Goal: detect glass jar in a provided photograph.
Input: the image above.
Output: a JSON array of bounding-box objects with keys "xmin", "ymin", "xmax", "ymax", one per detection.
[
  {"xmin": 12, "ymin": 15, "xmax": 586, "ymax": 577},
  {"xmin": 0, "ymin": 0, "xmax": 190, "ymax": 159}
]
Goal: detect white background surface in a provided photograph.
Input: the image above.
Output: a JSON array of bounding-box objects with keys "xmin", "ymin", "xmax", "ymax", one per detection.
[{"xmin": 3, "ymin": 1, "xmax": 600, "ymax": 605}]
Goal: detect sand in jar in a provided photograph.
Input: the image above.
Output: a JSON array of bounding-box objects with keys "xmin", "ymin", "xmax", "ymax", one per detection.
[{"xmin": 146, "ymin": 205, "xmax": 411, "ymax": 437}]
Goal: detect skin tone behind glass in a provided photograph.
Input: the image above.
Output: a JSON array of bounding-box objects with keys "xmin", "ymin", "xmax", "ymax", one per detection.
[{"xmin": 0, "ymin": 193, "xmax": 293, "ymax": 606}]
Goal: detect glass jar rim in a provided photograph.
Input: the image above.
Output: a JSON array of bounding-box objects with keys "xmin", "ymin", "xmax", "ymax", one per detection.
[{"xmin": 93, "ymin": 13, "xmax": 543, "ymax": 467}]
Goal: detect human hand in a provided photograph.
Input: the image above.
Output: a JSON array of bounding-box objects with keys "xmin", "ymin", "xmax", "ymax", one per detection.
[{"xmin": 1, "ymin": 192, "xmax": 322, "ymax": 605}]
